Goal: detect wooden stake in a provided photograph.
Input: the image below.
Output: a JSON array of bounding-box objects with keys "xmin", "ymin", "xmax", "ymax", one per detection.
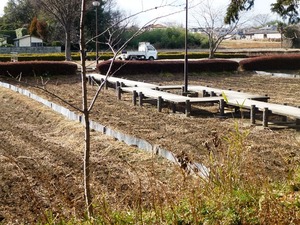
[
  {"xmin": 219, "ymin": 99, "xmax": 225, "ymax": 116},
  {"xmin": 133, "ymin": 90, "xmax": 137, "ymax": 106},
  {"xmin": 157, "ymin": 96, "xmax": 163, "ymax": 112},
  {"xmin": 263, "ymin": 107, "xmax": 269, "ymax": 127},
  {"xmin": 250, "ymin": 105, "xmax": 256, "ymax": 124},
  {"xmin": 139, "ymin": 92, "xmax": 143, "ymax": 106},
  {"xmin": 185, "ymin": 100, "xmax": 191, "ymax": 117}
]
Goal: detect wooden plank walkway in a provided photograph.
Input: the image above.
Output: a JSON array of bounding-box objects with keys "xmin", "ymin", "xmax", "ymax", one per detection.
[
  {"xmin": 88, "ymin": 73, "xmax": 158, "ymax": 89},
  {"xmin": 229, "ymin": 98, "xmax": 300, "ymax": 127},
  {"xmin": 186, "ymin": 85, "xmax": 270, "ymax": 101},
  {"xmin": 157, "ymin": 84, "xmax": 270, "ymax": 101},
  {"xmin": 87, "ymin": 73, "xmax": 300, "ymax": 127},
  {"xmin": 119, "ymin": 86, "xmax": 223, "ymax": 116}
]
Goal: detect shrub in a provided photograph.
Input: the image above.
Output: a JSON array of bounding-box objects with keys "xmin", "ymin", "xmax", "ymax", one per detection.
[
  {"xmin": 239, "ymin": 54, "xmax": 300, "ymax": 71},
  {"xmin": 0, "ymin": 61, "xmax": 77, "ymax": 76},
  {"xmin": 96, "ymin": 59, "xmax": 239, "ymax": 76},
  {"xmin": 158, "ymin": 52, "xmax": 248, "ymax": 60},
  {"xmin": 51, "ymin": 41, "xmax": 62, "ymax": 46}
]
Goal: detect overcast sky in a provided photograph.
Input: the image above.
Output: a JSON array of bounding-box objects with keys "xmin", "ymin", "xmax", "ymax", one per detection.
[
  {"xmin": 115, "ymin": 0, "xmax": 277, "ymax": 26},
  {"xmin": 0, "ymin": 0, "xmax": 277, "ymax": 25}
]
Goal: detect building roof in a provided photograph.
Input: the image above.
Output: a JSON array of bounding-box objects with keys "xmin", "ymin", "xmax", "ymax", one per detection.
[
  {"xmin": 144, "ymin": 24, "xmax": 167, "ymax": 30},
  {"xmin": 13, "ymin": 35, "xmax": 43, "ymax": 41}
]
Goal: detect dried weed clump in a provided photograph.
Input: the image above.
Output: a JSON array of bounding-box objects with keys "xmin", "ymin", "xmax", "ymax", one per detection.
[{"xmin": 41, "ymin": 122, "xmax": 300, "ymax": 225}]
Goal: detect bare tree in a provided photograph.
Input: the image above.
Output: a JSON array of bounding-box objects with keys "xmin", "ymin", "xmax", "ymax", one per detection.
[
  {"xmin": 78, "ymin": 0, "xmax": 187, "ymax": 218},
  {"xmin": 252, "ymin": 13, "xmax": 272, "ymax": 27},
  {"xmin": 31, "ymin": 0, "xmax": 81, "ymax": 61},
  {"xmin": 2, "ymin": 0, "xmax": 187, "ymax": 219},
  {"xmin": 192, "ymin": 0, "xmax": 241, "ymax": 59}
]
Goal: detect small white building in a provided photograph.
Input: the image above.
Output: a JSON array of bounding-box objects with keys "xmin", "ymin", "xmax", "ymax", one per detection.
[
  {"xmin": 14, "ymin": 35, "xmax": 43, "ymax": 47},
  {"xmin": 243, "ymin": 26, "xmax": 281, "ymax": 40}
]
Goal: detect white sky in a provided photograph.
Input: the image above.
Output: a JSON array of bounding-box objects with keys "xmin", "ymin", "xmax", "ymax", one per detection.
[
  {"xmin": 0, "ymin": 0, "xmax": 277, "ymax": 25},
  {"xmin": 115, "ymin": 0, "xmax": 277, "ymax": 26},
  {"xmin": 0, "ymin": 1, "xmax": 6, "ymax": 16}
]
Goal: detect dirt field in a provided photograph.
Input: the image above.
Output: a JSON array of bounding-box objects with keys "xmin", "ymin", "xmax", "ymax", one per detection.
[{"xmin": 1, "ymin": 70, "xmax": 300, "ymax": 223}]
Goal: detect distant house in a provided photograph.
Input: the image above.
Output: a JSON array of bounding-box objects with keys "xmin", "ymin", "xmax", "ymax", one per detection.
[
  {"xmin": 143, "ymin": 24, "xmax": 166, "ymax": 31},
  {"xmin": 14, "ymin": 35, "xmax": 43, "ymax": 47},
  {"xmin": 243, "ymin": 26, "xmax": 281, "ymax": 40},
  {"xmin": 189, "ymin": 27, "xmax": 239, "ymax": 39}
]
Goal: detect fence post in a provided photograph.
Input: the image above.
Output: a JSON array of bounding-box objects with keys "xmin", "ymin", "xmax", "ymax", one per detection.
[
  {"xmin": 263, "ymin": 107, "xmax": 269, "ymax": 127},
  {"xmin": 139, "ymin": 92, "xmax": 143, "ymax": 106},
  {"xmin": 117, "ymin": 86, "xmax": 121, "ymax": 100},
  {"xmin": 219, "ymin": 99, "xmax": 225, "ymax": 116},
  {"xmin": 133, "ymin": 90, "xmax": 137, "ymax": 106},
  {"xmin": 185, "ymin": 100, "xmax": 191, "ymax": 117},
  {"xmin": 157, "ymin": 96, "xmax": 163, "ymax": 112},
  {"xmin": 250, "ymin": 105, "xmax": 256, "ymax": 125}
]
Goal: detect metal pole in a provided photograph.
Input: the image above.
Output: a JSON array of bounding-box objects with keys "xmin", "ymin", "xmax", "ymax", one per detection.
[
  {"xmin": 95, "ymin": 6, "xmax": 98, "ymax": 64},
  {"xmin": 93, "ymin": 1, "xmax": 100, "ymax": 64},
  {"xmin": 184, "ymin": 0, "xmax": 188, "ymax": 93}
]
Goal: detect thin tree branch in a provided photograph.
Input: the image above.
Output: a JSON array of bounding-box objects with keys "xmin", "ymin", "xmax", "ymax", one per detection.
[{"xmin": 5, "ymin": 72, "xmax": 83, "ymax": 113}]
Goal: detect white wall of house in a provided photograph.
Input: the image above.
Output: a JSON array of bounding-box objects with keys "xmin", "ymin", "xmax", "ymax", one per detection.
[
  {"xmin": 253, "ymin": 33, "xmax": 265, "ymax": 39},
  {"xmin": 267, "ymin": 33, "xmax": 281, "ymax": 39},
  {"xmin": 15, "ymin": 35, "xmax": 43, "ymax": 47}
]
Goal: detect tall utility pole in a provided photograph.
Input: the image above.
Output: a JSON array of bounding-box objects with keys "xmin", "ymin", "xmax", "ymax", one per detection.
[
  {"xmin": 184, "ymin": 0, "xmax": 188, "ymax": 93},
  {"xmin": 93, "ymin": 1, "xmax": 100, "ymax": 64}
]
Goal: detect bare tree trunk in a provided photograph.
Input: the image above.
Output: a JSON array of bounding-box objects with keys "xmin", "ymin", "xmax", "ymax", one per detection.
[
  {"xmin": 79, "ymin": 0, "xmax": 93, "ymax": 218},
  {"xmin": 209, "ymin": 37, "xmax": 215, "ymax": 59},
  {"xmin": 65, "ymin": 30, "xmax": 72, "ymax": 61},
  {"xmin": 83, "ymin": 104, "xmax": 93, "ymax": 217}
]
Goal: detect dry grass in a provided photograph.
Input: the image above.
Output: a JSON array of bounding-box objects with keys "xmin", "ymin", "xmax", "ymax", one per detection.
[
  {"xmin": 0, "ymin": 70, "xmax": 300, "ymax": 224},
  {"xmin": 219, "ymin": 39, "xmax": 282, "ymax": 49}
]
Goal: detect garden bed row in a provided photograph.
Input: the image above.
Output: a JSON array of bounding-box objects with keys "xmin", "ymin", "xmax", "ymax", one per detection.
[
  {"xmin": 1, "ymin": 54, "xmax": 300, "ymax": 77},
  {"xmin": 0, "ymin": 61, "xmax": 77, "ymax": 76},
  {"xmin": 97, "ymin": 54, "xmax": 300, "ymax": 75}
]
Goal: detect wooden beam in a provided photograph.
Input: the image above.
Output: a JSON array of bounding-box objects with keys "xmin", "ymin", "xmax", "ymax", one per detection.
[
  {"xmin": 185, "ymin": 100, "xmax": 191, "ymax": 117},
  {"xmin": 219, "ymin": 99, "xmax": 225, "ymax": 116},
  {"xmin": 138, "ymin": 92, "xmax": 144, "ymax": 106},
  {"xmin": 132, "ymin": 90, "xmax": 137, "ymax": 106},
  {"xmin": 157, "ymin": 96, "xmax": 163, "ymax": 112},
  {"xmin": 263, "ymin": 107, "xmax": 269, "ymax": 127},
  {"xmin": 250, "ymin": 105, "xmax": 256, "ymax": 125},
  {"xmin": 116, "ymin": 86, "xmax": 121, "ymax": 100}
]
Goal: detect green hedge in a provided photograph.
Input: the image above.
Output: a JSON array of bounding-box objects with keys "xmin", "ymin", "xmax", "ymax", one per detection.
[
  {"xmin": 0, "ymin": 52, "xmax": 248, "ymax": 62},
  {"xmin": 158, "ymin": 52, "xmax": 248, "ymax": 60},
  {"xmin": 0, "ymin": 61, "xmax": 77, "ymax": 76},
  {"xmin": 0, "ymin": 52, "xmax": 113, "ymax": 62},
  {"xmin": 239, "ymin": 54, "xmax": 300, "ymax": 71},
  {"xmin": 96, "ymin": 59, "xmax": 239, "ymax": 75}
]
